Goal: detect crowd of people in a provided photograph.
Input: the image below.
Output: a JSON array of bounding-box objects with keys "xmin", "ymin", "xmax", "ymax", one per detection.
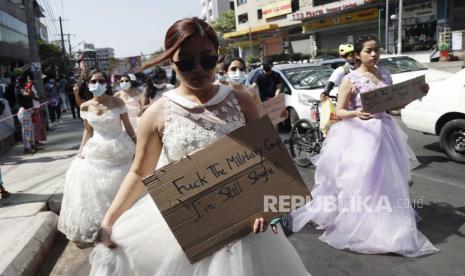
[{"xmin": 1, "ymin": 15, "xmax": 440, "ymax": 274}]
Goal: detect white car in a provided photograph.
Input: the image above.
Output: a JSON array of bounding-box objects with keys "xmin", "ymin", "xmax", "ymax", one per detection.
[
  {"xmin": 273, "ymin": 64, "xmax": 334, "ymax": 127},
  {"xmin": 249, "ymin": 56, "xmax": 452, "ymax": 128},
  {"xmin": 401, "ymin": 69, "xmax": 465, "ymax": 163}
]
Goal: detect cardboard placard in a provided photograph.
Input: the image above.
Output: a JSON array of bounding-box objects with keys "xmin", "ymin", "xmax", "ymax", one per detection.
[
  {"xmin": 360, "ymin": 75, "xmax": 426, "ymax": 114},
  {"xmin": 259, "ymin": 93, "xmax": 286, "ymax": 125},
  {"xmin": 143, "ymin": 117, "xmax": 309, "ymax": 263}
]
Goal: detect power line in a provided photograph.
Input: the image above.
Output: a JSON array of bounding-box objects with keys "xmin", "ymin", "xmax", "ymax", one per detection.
[{"xmin": 38, "ymin": 0, "xmax": 59, "ymax": 36}]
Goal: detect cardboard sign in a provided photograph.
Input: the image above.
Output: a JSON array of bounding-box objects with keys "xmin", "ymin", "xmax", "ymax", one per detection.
[
  {"xmin": 259, "ymin": 93, "xmax": 286, "ymax": 125},
  {"xmin": 360, "ymin": 75, "xmax": 426, "ymax": 114},
  {"xmin": 143, "ymin": 117, "xmax": 309, "ymax": 263}
]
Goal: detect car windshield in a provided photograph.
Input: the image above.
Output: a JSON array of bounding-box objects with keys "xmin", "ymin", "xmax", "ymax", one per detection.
[
  {"xmin": 378, "ymin": 56, "xmax": 428, "ymax": 74},
  {"xmin": 281, "ymin": 66, "xmax": 333, "ymax": 89}
]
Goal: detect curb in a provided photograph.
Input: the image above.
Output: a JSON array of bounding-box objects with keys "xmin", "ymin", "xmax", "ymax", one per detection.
[{"xmin": 0, "ymin": 212, "xmax": 58, "ymax": 276}]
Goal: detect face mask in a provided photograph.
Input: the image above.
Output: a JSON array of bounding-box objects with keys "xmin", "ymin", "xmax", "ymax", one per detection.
[
  {"xmin": 153, "ymin": 83, "xmax": 166, "ymax": 89},
  {"xmin": 88, "ymin": 83, "xmax": 107, "ymax": 96},
  {"xmin": 228, "ymin": 70, "xmax": 246, "ymax": 85},
  {"xmin": 120, "ymin": 82, "xmax": 130, "ymax": 91},
  {"xmin": 217, "ymin": 74, "xmax": 227, "ymax": 82}
]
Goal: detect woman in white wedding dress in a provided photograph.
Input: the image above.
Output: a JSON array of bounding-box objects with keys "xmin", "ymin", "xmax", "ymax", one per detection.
[
  {"xmin": 58, "ymin": 70, "xmax": 136, "ymax": 244},
  {"xmin": 90, "ymin": 18, "xmax": 310, "ymax": 276}
]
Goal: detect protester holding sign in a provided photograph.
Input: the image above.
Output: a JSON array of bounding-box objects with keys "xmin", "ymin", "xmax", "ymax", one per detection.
[
  {"xmin": 90, "ymin": 17, "xmax": 309, "ymax": 276},
  {"xmin": 289, "ymin": 35, "xmax": 438, "ymax": 257},
  {"xmin": 58, "ymin": 70, "xmax": 136, "ymax": 245}
]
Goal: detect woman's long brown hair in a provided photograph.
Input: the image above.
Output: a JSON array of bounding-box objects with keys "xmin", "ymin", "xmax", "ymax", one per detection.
[{"xmin": 143, "ymin": 17, "xmax": 219, "ymax": 69}]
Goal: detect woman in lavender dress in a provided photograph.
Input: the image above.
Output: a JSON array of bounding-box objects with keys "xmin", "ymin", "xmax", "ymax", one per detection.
[{"xmin": 290, "ymin": 35, "xmax": 439, "ymax": 257}]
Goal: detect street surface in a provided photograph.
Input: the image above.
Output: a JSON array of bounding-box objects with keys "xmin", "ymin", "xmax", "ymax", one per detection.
[{"xmin": 35, "ymin": 117, "xmax": 465, "ymax": 276}]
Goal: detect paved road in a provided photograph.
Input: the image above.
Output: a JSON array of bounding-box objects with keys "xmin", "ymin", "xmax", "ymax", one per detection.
[
  {"xmin": 38, "ymin": 116, "xmax": 465, "ymax": 276},
  {"xmin": 289, "ymin": 117, "xmax": 465, "ymax": 276}
]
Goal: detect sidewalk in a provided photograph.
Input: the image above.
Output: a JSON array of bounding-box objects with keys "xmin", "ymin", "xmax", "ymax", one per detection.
[
  {"xmin": 425, "ymin": 60, "xmax": 464, "ymax": 73},
  {"xmin": 0, "ymin": 114, "xmax": 83, "ymax": 276}
]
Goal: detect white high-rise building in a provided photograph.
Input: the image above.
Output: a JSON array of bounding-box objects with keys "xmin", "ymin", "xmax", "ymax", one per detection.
[{"xmin": 201, "ymin": 0, "xmax": 232, "ymax": 22}]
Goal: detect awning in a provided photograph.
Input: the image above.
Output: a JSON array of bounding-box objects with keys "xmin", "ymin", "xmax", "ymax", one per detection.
[
  {"xmin": 224, "ymin": 24, "xmax": 279, "ymax": 39},
  {"xmin": 302, "ymin": 8, "xmax": 379, "ymax": 33},
  {"xmin": 230, "ymin": 40, "xmax": 261, "ymax": 48}
]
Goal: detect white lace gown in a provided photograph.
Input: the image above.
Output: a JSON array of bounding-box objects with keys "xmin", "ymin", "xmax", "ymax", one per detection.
[
  {"xmin": 89, "ymin": 85, "xmax": 310, "ymax": 276},
  {"xmin": 58, "ymin": 106, "xmax": 135, "ymax": 242}
]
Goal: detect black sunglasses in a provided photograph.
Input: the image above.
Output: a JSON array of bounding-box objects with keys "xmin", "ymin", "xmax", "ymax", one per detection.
[
  {"xmin": 229, "ymin": 66, "xmax": 246, "ymax": 72},
  {"xmin": 173, "ymin": 55, "xmax": 219, "ymax": 72},
  {"xmin": 90, "ymin": 79, "xmax": 106, "ymax": 84}
]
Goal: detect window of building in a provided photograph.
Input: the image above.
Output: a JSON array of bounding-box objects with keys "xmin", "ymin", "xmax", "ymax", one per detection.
[
  {"xmin": 257, "ymin": 9, "xmax": 262, "ymax": 20},
  {"xmin": 236, "ymin": 0, "xmax": 247, "ymax": 6},
  {"xmin": 238, "ymin": 13, "xmax": 248, "ymax": 24}
]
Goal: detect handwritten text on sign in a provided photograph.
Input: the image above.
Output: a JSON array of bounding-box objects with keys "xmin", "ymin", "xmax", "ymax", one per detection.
[
  {"xmin": 360, "ymin": 75, "xmax": 426, "ymax": 114},
  {"xmin": 143, "ymin": 117, "xmax": 309, "ymax": 263},
  {"xmin": 259, "ymin": 93, "xmax": 286, "ymax": 125}
]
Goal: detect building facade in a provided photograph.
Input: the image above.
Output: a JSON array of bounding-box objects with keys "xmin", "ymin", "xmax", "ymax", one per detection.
[
  {"xmin": 226, "ymin": 0, "xmax": 302, "ymax": 57},
  {"xmin": 201, "ymin": 0, "xmax": 233, "ymax": 22},
  {"xmin": 226, "ymin": 0, "xmax": 465, "ymax": 58},
  {"xmin": 96, "ymin": 47, "xmax": 115, "ymax": 74}
]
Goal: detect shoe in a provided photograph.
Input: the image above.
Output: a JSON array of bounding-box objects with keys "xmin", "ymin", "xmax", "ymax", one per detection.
[{"xmin": 23, "ymin": 148, "xmax": 36, "ymax": 154}]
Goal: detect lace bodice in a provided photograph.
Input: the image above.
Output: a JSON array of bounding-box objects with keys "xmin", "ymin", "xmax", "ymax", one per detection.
[
  {"xmin": 81, "ymin": 106, "xmax": 127, "ymax": 139},
  {"xmin": 346, "ymin": 67, "xmax": 393, "ymax": 111},
  {"xmin": 158, "ymin": 85, "xmax": 245, "ymax": 167}
]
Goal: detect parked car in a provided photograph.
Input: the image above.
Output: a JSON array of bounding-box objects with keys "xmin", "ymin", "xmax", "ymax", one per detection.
[
  {"xmin": 401, "ymin": 69, "xmax": 465, "ymax": 163},
  {"xmin": 247, "ymin": 56, "xmax": 453, "ymax": 128},
  {"xmin": 272, "ymin": 64, "xmax": 334, "ymax": 128}
]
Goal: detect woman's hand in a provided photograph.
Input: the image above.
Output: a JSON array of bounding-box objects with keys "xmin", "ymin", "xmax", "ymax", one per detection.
[
  {"xmin": 94, "ymin": 224, "xmax": 117, "ymax": 248},
  {"xmin": 420, "ymin": 83, "xmax": 429, "ymax": 95},
  {"xmin": 253, "ymin": 217, "xmax": 267, "ymax": 233},
  {"xmin": 78, "ymin": 151, "xmax": 85, "ymax": 159},
  {"xmin": 355, "ymin": 108, "xmax": 374, "ymax": 120}
]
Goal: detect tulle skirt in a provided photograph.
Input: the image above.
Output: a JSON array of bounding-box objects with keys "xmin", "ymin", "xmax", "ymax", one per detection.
[
  {"xmin": 58, "ymin": 133, "xmax": 135, "ymax": 242},
  {"xmin": 89, "ymin": 194, "xmax": 310, "ymax": 276},
  {"xmin": 290, "ymin": 113, "xmax": 439, "ymax": 257}
]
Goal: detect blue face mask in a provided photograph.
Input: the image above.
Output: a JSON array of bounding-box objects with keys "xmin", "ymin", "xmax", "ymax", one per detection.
[{"xmin": 88, "ymin": 83, "xmax": 107, "ymax": 96}]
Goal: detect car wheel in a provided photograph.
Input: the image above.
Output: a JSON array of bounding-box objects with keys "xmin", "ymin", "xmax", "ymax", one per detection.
[{"xmin": 439, "ymin": 119, "xmax": 465, "ymax": 163}]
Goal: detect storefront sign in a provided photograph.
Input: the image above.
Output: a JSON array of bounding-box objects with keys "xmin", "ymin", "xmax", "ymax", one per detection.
[
  {"xmin": 143, "ymin": 117, "xmax": 309, "ymax": 263},
  {"xmin": 289, "ymin": 0, "xmax": 375, "ymax": 21},
  {"xmin": 452, "ymin": 32, "xmax": 463, "ymax": 51},
  {"xmin": 302, "ymin": 8, "xmax": 378, "ymax": 32},
  {"xmin": 263, "ymin": 0, "xmax": 292, "ymax": 19}
]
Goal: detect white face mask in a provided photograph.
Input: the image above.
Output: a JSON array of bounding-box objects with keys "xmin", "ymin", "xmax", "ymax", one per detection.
[
  {"xmin": 217, "ymin": 74, "xmax": 227, "ymax": 82},
  {"xmin": 120, "ymin": 81, "xmax": 130, "ymax": 91},
  {"xmin": 89, "ymin": 83, "xmax": 107, "ymax": 96},
  {"xmin": 153, "ymin": 83, "xmax": 166, "ymax": 89},
  {"xmin": 228, "ymin": 70, "xmax": 246, "ymax": 85}
]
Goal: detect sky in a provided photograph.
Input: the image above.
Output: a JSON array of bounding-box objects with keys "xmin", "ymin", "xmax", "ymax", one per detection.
[{"xmin": 39, "ymin": 0, "xmax": 201, "ymax": 58}]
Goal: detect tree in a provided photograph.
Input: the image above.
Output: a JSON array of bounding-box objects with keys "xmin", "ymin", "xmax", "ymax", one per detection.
[
  {"xmin": 211, "ymin": 10, "xmax": 236, "ymax": 41},
  {"xmin": 38, "ymin": 39, "xmax": 66, "ymax": 77}
]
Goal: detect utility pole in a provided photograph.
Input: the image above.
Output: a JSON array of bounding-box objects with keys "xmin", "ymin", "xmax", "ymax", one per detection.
[
  {"xmin": 67, "ymin": 34, "xmax": 72, "ymax": 55},
  {"xmin": 397, "ymin": 0, "xmax": 403, "ymax": 55},
  {"xmin": 58, "ymin": 17, "xmax": 67, "ymax": 73},
  {"xmin": 24, "ymin": 0, "xmax": 45, "ymax": 99},
  {"xmin": 385, "ymin": 0, "xmax": 389, "ymax": 51}
]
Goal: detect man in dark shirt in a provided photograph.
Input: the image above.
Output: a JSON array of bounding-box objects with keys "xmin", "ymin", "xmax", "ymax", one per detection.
[{"xmin": 251, "ymin": 58, "xmax": 282, "ymax": 102}]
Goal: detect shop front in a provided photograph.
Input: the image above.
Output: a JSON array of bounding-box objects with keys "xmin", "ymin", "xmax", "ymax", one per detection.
[{"xmin": 398, "ymin": 0, "xmax": 438, "ymax": 52}]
